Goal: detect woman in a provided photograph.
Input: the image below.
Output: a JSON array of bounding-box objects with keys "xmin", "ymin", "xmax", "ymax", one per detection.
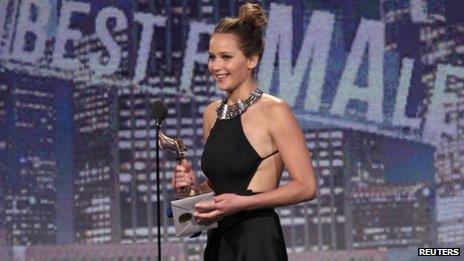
[{"xmin": 173, "ymin": 3, "xmax": 317, "ymax": 260}]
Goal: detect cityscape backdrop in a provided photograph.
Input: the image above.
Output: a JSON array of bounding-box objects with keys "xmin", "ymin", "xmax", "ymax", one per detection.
[{"xmin": 0, "ymin": 0, "xmax": 463, "ymax": 260}]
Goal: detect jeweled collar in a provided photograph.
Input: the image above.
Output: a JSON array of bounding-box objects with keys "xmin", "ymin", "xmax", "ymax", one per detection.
[{"xmin": 216, "ymin": 88, "xmax": 263, "ymax": 120}]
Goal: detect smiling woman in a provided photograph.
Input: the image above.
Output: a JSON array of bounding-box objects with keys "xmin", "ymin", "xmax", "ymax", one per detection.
[
  {"xmin": 172, "ymin": 2, "xmax": 317, "ymax": 261},
  {"xmin": 208, "ymin": 33, "xmax": 255, "ymax": 94}
]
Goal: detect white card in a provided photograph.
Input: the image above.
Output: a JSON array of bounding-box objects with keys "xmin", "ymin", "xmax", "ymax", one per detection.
[{"xmin": 171, "ymin": 192, "xmax": 218, "ymax": 237}]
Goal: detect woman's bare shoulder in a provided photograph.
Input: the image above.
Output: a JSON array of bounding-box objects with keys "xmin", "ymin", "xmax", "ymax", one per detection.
[
  {"xmin": 202, "ymin": 100, "xmax": 221, "ymax": 140},
  {"xmin": 259, "ymin": 93, "xmax": 292, "ymax": 115},
  {"xmin": 203, "ymin": 100, "xmax": 221, "ymax": 119},
  {"xmin": 256, "ymin": 93, "xmax": 299, "ymax": 137}
]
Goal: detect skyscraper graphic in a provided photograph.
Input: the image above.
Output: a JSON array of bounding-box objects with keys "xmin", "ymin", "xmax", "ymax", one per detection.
[
  {"xmin": 279, "ymin": 129, "xmax": 433, "ymax": 252},
  {"xmin": 419, "ymin": 2, "xmax": 464, "ymax": 247},
  {"xmin": 349, "ymin": 183, "xmax": 432, "ymax": 249},
  {"xmin": 0, "ymin": 72, "xmax": 58, "ymax": 246},
  {"xmin": 345, "ymin": 131, "xmax": 432, "ymax": 249},
  {"xmin": 435, "ymin": 135, "xmax": 464, "ymax": 247},
  {"xmin": 0, "ymin": 82, "xmax": 8, "ymax": 235},
  {"xmin": 73, "ymin": 28, "xmax": 127, "ymax": 243},
  {"xmin": 279, "ymin": 129, "xmax": 385, "ymax": 252},
  {"xmin": 432, "ymin": 59, "xmax": 464, "ymax": 246}
]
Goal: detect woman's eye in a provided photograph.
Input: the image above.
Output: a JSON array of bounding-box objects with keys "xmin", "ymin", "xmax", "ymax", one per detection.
[{"xmin": 223, "ymin": 56, "xmax": 231, "ymax": 60}]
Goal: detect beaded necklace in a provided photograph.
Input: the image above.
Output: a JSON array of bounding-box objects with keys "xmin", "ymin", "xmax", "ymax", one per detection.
[{"xmin": 216, "ymin": 88, "xmax": 263, "ymax": 120}]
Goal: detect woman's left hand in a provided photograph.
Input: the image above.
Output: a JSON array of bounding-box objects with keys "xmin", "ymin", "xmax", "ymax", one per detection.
[{"xmin": 193, "ymin": 193, "xmax": 249, "ymax": 224}]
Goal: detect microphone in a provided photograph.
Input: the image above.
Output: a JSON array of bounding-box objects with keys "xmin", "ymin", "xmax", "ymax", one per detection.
[{"xmin": 152, "ymin": 100, "xmax": 168, "ymax": 122}]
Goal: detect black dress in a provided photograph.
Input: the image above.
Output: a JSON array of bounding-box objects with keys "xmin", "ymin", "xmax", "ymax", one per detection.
[{"xmin": 201, "ymin": 115, "xmax": 288, "ymax": 261}]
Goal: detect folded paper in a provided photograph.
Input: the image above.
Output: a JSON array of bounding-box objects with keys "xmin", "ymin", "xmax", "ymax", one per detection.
[{"xmin": 171, "ymin": 192, "xmax": 218, "ymax": 237}]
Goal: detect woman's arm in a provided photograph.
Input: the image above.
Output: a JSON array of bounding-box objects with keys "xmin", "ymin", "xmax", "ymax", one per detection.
[{"xmin": 242, "ymin": 100, "xmax": 316, "ymax": 209}]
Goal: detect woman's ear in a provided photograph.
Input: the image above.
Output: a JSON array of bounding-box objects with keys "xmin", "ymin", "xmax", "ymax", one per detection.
[{"xmin": 247, "ymin": 54, "xmax": 259, "ymax": 70}]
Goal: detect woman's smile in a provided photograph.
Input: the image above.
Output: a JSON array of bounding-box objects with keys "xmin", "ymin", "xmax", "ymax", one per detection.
[{"xmin": 215, "ymin": 73, "xmax": 230, "ymax": 81}]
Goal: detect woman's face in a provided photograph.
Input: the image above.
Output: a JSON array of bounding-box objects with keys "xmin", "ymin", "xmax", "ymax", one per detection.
[{"xmin": 208, "ymin": 33, "xmax": 257, "ymax": 92}]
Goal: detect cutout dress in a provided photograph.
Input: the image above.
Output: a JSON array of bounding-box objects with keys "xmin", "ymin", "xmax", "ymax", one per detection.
[{"xmin": 201, "ymin": 115, "xmax": 288, "ymax": 261}]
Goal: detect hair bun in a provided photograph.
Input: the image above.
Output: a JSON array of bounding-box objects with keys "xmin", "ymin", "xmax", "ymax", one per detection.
[{"xmin": 238, "ymin": 3, "xmax": 267, "ymax": 28}]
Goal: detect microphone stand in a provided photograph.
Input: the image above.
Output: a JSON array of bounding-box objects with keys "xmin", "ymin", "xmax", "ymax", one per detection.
[
  {"xmin": 152, "ymin": 99, "xmax": 167, "ymax": 261},
  {"xmin": 155, "ymin": 120, "xmax": 162, "ymax": 261}
]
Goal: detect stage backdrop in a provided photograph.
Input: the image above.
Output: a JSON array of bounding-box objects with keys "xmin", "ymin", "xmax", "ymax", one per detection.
[{"xmin": 0, "ymin": 0, "xmax": 463, "ymax": 260}]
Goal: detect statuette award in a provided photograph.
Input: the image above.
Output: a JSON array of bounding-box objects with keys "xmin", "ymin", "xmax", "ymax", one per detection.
[{"xmin": 159, "ymin": 132, "xmax": 217, "ymax": 237}]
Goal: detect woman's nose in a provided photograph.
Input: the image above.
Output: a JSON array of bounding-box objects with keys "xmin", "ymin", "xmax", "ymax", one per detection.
[{"xmin": 209, "ymin": 60, "xmax": 222, "ymax": 71}]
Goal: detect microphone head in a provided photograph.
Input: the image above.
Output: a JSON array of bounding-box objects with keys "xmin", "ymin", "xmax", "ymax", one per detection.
[{"xmin": 152, "ymin": 100, "xmax": 168, "ymax": 121}]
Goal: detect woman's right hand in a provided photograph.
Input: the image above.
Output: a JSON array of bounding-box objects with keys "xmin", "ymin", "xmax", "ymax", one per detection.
[{"xmin": 173, "ymin": 159, "xmax": 196, "ymax": 195}]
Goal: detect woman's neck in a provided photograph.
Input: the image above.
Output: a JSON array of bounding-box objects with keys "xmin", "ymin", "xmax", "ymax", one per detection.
[{"xmin": 227, "ymin": 78, "xmax": 257, "ymax": 104}]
